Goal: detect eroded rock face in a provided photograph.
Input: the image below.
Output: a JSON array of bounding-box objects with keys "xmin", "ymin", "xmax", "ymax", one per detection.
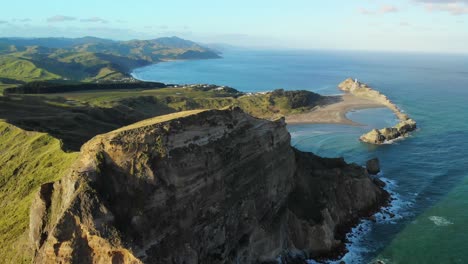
[{"xmin": 30, "ymin": 108, "xmax": 388, "ymax": 263}]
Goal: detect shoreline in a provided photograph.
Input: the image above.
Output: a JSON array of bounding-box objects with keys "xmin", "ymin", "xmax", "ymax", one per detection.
[
  {"xmin": 128, "ymin": 61, "xmax": 394, "ymax": 128},
  {"xmin": 129, "ymin": 61, "xmax": 416, "ymax": 144},
  {"xmin": 285, "ymin": 94, "xmax": 387, "ymax": 125},
  {"xmin": 338, "ymin": 78, "xmax": 417, "ymax": 144}
]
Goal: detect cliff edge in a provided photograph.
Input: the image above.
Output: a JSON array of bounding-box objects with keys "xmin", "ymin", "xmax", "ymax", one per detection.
[
  {"xmin": 339, "ymin": 78, "xmax": 417, "ymax": 144},
  {"xmin": 29, "ymin": 107, "xmax": 389, "ymax": 263}
]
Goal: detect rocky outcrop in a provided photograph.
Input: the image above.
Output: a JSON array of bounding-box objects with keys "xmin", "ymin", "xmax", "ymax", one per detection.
[
  {"xmin": 360, "ymin": 119, "xmax": 417, "ymax": 144},
  {"xmin": 339, "ymin": 78, "xmax": 417, "ymax": 144},
  {"xmin": 366, "ymin": 158, "xmax": 380, "ymax": 175},
  {"xmin": 29, "ymin": 107, "xmax": 389, "ymax": 263}
]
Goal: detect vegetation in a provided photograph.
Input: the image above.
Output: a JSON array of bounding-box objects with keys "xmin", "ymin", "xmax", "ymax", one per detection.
[
  {"xmin": 0, "ymin": 83, "xmax": 321, "ymax": 151},
  {"xmin": 0, "ymin": 56, "xmax": 60, "ymax": 82},
  {"xmin": 0, "ymin": 122, "xmax": 78, "ymax": 263},
  {"xmin": 0, "ymin": 36, "xmax": 219, "ymax": 83},
  {"xmin": 4, "ymin": 80, "xmax": 167, "ymax": 94}
]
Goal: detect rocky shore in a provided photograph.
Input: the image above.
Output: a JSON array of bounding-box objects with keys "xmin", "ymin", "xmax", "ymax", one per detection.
[
  {"xmin": 29, "ymin": 107, "xmax": 389, "ymax": 263},
  {"xmin": 338, "ymin": 78, "xmax": 417, "ymax": 144}
]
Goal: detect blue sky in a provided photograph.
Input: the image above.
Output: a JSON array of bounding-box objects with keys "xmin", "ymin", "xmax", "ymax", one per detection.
[{"xmin": 1, "ymin": 0, "xmax": 468, "ymax": 53}]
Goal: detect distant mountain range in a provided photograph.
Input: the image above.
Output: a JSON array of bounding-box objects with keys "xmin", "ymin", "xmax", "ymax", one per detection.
[{"xmin": 0, "ymin": 36, "xmax": 220, "ymax": 83}]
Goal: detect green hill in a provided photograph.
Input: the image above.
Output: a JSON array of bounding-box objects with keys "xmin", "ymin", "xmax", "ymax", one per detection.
[
  {"xmin": 0, "ymin": 56, "xmax": 60, "ymax": 82},
  {"xmin": 0, "ymin": 36, "xmax": 220, "ymax": 83}
]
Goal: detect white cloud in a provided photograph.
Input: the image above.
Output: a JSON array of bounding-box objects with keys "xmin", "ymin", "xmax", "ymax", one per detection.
[
  {"xmin": 80, "ymin": 17, "xmax": 108, "ymax": 23},
  {"xmin": 359, "ymin": 8, "xmax": 375, "ymax": 15},
  {"xmin": 12, "ymin": 18, "xmax": 31, "ymax": 22},
  {"xmin": 358, "ymin": 5, "xmax": 399, "ymax": 15},
  {"xmin": 47, "ymin": 15, "xmax": 77, "ymax": 23},
  {"xmin": 380, "ymin": 5, "xmax": 400, "ymax": 13},
  {"xmin": 414, "ymin": 0, "xmax": 468, "ymax": 15}
]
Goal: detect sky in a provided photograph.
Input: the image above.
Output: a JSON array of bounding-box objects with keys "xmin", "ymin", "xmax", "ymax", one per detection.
[{"xmin": 1, "ymin": 0, "xmax": 468, "ymax": 53}]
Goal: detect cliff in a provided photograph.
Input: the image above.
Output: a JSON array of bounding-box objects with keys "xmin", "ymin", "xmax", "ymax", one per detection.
[
  {"xmin": 29, "ymin": 107, "xmax": 388, "ymax": 263},
  {"xmin": 339, "ymin": 78, "xmax": 417, "ymax": 144}
]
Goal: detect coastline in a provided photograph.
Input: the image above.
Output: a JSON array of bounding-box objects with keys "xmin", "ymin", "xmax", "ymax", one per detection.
[
  {"xmin": 129, "ymin": 59, "xmax": 416, "ymax": 145},
  {"xmin": 285, "ymin": 94, "xmax": 386, "ymax": 125},
  {"xmin": 338, "ymin": 78, "xmax": 417, "ymax": 144},
  {"xmin": 129, "ymin": 60, "xmax": 391, "ymax": 127}
]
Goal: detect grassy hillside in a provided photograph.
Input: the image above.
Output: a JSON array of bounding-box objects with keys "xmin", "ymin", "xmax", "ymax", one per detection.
[
  {"xmin": 0, "ymin": 49, "xmax": 148, "ymax": 83},
  {"xmin": 0, "ymin": 83, "xmax": 322, "ymax": 151},
  {"xmin": 0, "ymin": 56, "xmax": 60, "ymax": 82},
  {"xmin": 0, "ymin": 122, "xmax": 79, "ymax": 263},
  {"xmin": 73, "ymin": 36, "xmax": 220, "ymax": 62},
  {"xmin": 0, "ymin": 36, "xmax": 219, "ymax": 83}
]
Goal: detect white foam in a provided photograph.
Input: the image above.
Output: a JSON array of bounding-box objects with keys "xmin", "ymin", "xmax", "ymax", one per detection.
[
  {"xmin": 307, "ymin": 174, "xmax": 414, "ymax": 264},
  {"xmin": 428, "ymin": 216, "xmax": 453, "ymax": 226}
]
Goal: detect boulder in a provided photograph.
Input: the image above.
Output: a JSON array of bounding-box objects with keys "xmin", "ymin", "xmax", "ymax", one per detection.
[{"xmin": 366, "ymin": 158, "xmax": 381, "ymax": 175}]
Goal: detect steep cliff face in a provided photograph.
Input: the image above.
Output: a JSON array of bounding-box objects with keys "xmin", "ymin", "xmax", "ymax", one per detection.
[{"xmin": 30, "ymin": 108, "xmax": 388, "ymax": 263}]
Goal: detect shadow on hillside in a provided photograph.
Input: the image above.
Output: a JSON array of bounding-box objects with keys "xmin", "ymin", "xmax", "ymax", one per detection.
[
  {"xmin": 0, "ymin": 95, "xmax": 175, "ymax": 151},
  {"xmin": 317, "ymin": 95, "xmax": 344, "ymax": 107}
]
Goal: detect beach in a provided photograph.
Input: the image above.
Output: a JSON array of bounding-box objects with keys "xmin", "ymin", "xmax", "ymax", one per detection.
[{"xmin": 285, "ymin": 94, "xmax": 385, "ymax": 125}]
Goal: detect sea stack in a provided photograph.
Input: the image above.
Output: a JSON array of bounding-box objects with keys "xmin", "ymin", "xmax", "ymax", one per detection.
[{"xmin": 366, "ymin": 158, "xmax": 381, "ymax": 175}]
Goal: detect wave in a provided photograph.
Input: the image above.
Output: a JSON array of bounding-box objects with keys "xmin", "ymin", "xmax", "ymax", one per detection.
[
  {"xmin": 428, "ymin": 216, "xmax": 453, "ymax": 226},
  {"xmin": 307, "ymin": 175, "xmax": 414, "ymax": 264}
]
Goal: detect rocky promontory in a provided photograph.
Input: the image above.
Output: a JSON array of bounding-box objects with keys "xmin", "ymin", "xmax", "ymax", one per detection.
[
  {"xmin": 29, "ymin": 107, "xmax": 388, "ymax": 263},
  {"xmin": 339, "ymin": 78, "xmax": 417, "ymax": 144}
]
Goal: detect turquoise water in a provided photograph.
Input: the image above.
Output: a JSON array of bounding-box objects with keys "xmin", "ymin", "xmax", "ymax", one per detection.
[{"xmin": 132, "ymin": 50, "xmax": 468, "ymax": 263}]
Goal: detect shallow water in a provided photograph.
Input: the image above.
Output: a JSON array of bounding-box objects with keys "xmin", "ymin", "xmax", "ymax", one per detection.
[{"xmin": 133, "ymin": 49, "xmax": 468, "ymax": 263}]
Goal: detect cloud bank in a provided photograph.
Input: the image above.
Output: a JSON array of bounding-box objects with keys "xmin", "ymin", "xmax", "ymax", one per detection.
[
  {"xmin": 358, "ymin": 5, "xmax": 399, "ymax": 15},
  {"xmin": 414, "ymin": 0, "xmax": 468, "ymax": 15}
]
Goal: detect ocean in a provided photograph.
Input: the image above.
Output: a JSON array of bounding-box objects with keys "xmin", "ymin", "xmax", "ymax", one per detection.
[{"xmin": 132, "ymin": 49, "xmax": 468, "ymax": 264}]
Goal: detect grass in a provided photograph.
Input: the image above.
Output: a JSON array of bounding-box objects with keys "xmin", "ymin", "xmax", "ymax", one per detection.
[
  {"xmin": 0, "ymin": 86, "xmax": 320, "ymax": 151},
  {"xmin": 0, "ymin": 56, "xmax": 60, "ymax": 82},
  {"xmin": 49, "ymin": 87, "xmax": 237, "ymax": 107},
  {"xmin": 0, "ymin": 122, "xmax": 79, "ymax": 263},
  {"xmin": 0, "ymin": 84, "xmax": 18, "ymax": 95},
  {"xmin": 0, "ymin": 50, "xmax": 130, "ymax": 83},
  {"xmin": 0, "ymin": 37, "xmax": 219, "ymax": 84},
  {"xmin": 113, "ymin": 109, "xmax": 207, "ymax": 133}
]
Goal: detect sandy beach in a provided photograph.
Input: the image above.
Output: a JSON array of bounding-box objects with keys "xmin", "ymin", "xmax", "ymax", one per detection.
[{"xmin": 285, "ymin": 94, "xmax": 385, "ymax": 125}]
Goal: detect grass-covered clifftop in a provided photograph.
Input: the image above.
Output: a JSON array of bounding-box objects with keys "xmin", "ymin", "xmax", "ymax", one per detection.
[
  {"xmin": 0, "ymin": 83, "xmax": 323, "ymax": 151},
  {"xmin": 0, "ymin": 122, "xmax": 78, "ymax": 263},
  {"xmin": 0, "ymin": 36, "xmax": 220, "ymax": 83}
]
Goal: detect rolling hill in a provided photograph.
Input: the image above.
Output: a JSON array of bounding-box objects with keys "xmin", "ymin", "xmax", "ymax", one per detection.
[{"xmin": 0, "ymin": 36, "xmax": 220, "ymax": 83}]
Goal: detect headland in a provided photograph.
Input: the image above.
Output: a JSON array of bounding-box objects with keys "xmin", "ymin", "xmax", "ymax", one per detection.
[{"xmin": 285, "ymin": 78, "xmax": 417, "ymax": 144}]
